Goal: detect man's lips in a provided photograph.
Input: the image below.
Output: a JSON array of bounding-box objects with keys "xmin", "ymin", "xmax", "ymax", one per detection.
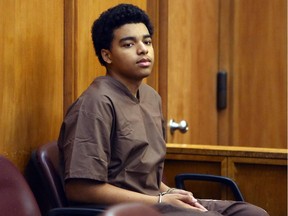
[{"xmin": 136, "ymin": 58, "xmax": 152, "ymax": 67}]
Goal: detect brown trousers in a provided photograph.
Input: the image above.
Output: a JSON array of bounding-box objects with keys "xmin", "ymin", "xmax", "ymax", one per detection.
[{"xmin": 154, "ymin": 200, "xmax": 269, "ymax": 216}]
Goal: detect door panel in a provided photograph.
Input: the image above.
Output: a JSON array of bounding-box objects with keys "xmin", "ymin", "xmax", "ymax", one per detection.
[
  {"xmin": 221, "ymin": 0, "xmax": 287, "ymax": 148},
  {"xmin": 158, "ymin": 0, "xmax": 286, "ymax": 148},
  {"xmin": 160, "ymin": 0, "xmax": 219, "ymax": 144}
]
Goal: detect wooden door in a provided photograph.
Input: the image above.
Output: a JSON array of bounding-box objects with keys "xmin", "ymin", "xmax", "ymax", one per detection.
[
  {"xmin": 158, "ymin": 0, "xmax": 220, "ymax": 144},
  {"xmin": 158, "ymin": 0, "xmax": 287, "ymax": 148},
  {"xmin": 218, "ymin": 0, "xmax": 287, "ymax": 148}
]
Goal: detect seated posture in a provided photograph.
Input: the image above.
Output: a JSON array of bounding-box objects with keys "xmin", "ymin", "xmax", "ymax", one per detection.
[{"xmin": 58, "ymin": 4, "xmax": 269, "ymax": 216}]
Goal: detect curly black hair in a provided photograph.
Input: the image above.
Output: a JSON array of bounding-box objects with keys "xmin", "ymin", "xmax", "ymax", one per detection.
[{"xmin": 91, "ymin": 4, "xmax": 154, "ymax": 66}]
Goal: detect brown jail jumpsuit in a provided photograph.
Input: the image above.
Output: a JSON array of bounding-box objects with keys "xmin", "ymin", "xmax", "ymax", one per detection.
[{"xmin": 58, "ymin": 76, "xmax": 268, "ymax": 216}]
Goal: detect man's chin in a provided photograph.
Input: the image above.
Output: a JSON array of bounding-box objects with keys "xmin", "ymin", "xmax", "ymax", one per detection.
[
  {"xmin": 139, "ymin": 69, "xmax": 152, "ymax": 78},
  {"xmin": 137, "ymin": 72, "xmax": 151, "ymax": 82}
]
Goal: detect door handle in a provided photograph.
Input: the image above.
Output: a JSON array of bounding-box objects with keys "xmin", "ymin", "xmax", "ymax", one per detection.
[
  {"xmin": 217, "ymin": 71, "xmax": 227, "ymax": 110},
  {"xmin": 169, "ymin": 119, "xmax": 189, "ymax": 134}
]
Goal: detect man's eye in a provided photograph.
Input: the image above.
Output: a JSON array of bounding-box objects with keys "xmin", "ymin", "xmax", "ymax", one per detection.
[
  {"xmin": 144, "ymin": 40, "xmax": 152, "ymax": 45},
  {"xmin": 123, "ymin": 43, "xmax": 133, "ymax": 48}
]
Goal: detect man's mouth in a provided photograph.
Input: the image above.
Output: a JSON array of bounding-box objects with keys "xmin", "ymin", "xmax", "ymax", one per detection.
[{"xmin": 137, "ymin": 58, "xmax": 151, "ymax": 67}]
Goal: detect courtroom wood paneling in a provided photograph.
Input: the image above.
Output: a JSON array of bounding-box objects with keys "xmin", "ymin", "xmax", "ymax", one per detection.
[
  {"xmin": 158, "ymin": 0, "xmax": 286, "ymax": 149},
  {"xmin": 164, "ymin": 155, "xmax": 228, "ymax": 200},
  {"xmin": 219, "ymin": 0, "xmax": 287, "ymax": 148},
  {"xmin": 229, "ymin": 157, "xmax": 287, "ymax": 216},
  {"xmin": 0, "ymin": 0, "xmax": 64, "ymax": 171},
  {"xmin": 159, "ymin": 0, "xmax": 219, "ymax": 145},
  {"xmin": 146, "ymin": 0, "xmax": 160, "ymax": 92},
  {"xmin": 165, "ymin": 144, "xmax": 287, "ymax": 216}
]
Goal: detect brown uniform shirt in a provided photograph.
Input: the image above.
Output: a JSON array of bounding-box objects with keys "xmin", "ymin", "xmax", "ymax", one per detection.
[{"xmin": 58, "ymin": 76, "xmax": 166, "ymax": 195}]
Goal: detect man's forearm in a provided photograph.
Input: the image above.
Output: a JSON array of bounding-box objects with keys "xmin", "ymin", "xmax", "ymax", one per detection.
[{"xmin": 65, "ymin": 179, "xmax": 159, "ymax": 206}]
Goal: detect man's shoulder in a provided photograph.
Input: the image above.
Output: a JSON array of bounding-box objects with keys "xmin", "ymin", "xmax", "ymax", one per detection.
[
  {"xmin": 140, "ymin": 83, "xmax": 161, "ymax": 99},
  {"xmin": 64, "ymin": 77, "xmax": 115, "ymax": 117},
  {"xmin": 83, "ymin": 76, "xmax": 120, "ymax": 98}
]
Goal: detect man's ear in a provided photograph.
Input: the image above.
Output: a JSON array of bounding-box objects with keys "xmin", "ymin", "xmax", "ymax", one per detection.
[{"xmin": 101, "ymin": 49, "xmax": 112, "ymax": 64}]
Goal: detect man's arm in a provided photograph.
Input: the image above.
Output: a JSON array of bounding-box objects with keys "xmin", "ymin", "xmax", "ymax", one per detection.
[
  {"xmin": 65, "ymin": 179, "xmax": 207, "ymax": 212},
  {"xmin": 65, "ymin": 179, "xmax": 158, "ymax": 205}
]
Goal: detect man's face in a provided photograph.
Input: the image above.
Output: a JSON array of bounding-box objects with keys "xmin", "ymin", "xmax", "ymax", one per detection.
[{"xmin": 104, "ymin": 23, "xmax": 154, "ymax": 82}]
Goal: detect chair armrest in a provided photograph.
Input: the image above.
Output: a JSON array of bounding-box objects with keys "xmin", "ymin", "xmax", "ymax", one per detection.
[{"xmin": 175, "ymin": 173, "xmax": 244, "ymax": 201}]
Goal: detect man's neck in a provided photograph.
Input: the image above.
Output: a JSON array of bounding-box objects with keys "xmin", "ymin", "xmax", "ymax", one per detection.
[{"xmin": 106, "ymin": 72, "xmax": 142, "ymax": 97}]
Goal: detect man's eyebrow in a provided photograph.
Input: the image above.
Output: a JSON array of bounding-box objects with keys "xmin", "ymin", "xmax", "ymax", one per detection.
[{"xmin": 119, "ymin": 34, "xmax": 151, "ymax": 43}]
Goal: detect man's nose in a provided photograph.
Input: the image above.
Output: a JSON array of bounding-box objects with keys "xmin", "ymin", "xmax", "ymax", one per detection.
[{"xmin": 137, "ymin": 42, "xmax": 148, "ymax": 55}]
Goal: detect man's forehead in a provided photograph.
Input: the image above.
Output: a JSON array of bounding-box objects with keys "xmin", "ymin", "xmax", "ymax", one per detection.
[{"xmin": 113, "ymin": 23, "xmax": 150, "ymax": 39}]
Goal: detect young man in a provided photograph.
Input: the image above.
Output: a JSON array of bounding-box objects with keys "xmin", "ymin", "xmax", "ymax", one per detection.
[{"xmin": 58, "ymin": 4, "xmax": 268, "ymax": 216}]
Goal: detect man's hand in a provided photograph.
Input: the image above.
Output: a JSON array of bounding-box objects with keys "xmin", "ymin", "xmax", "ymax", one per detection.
[{"xmin": 162, "ymin": 189, "xmax": 208, "ymax": 212}]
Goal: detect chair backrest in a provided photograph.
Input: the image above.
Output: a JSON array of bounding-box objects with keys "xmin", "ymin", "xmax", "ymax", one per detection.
[
  {"xmin": 0, "ymin": 155, "xmax": 41, "ymax": 216},
  {"xmin": 32, "ymin": 141, "xmax": 68, "ymax": 208},
  {"xmin": 101, "ymin": 203, "xmax": 162, "ymax": 216}
]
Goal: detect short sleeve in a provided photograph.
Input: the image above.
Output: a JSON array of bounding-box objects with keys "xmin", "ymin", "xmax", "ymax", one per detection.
[{"xmin": 59, "ymin": 96, "xmax": 114, "ymax": 182}]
